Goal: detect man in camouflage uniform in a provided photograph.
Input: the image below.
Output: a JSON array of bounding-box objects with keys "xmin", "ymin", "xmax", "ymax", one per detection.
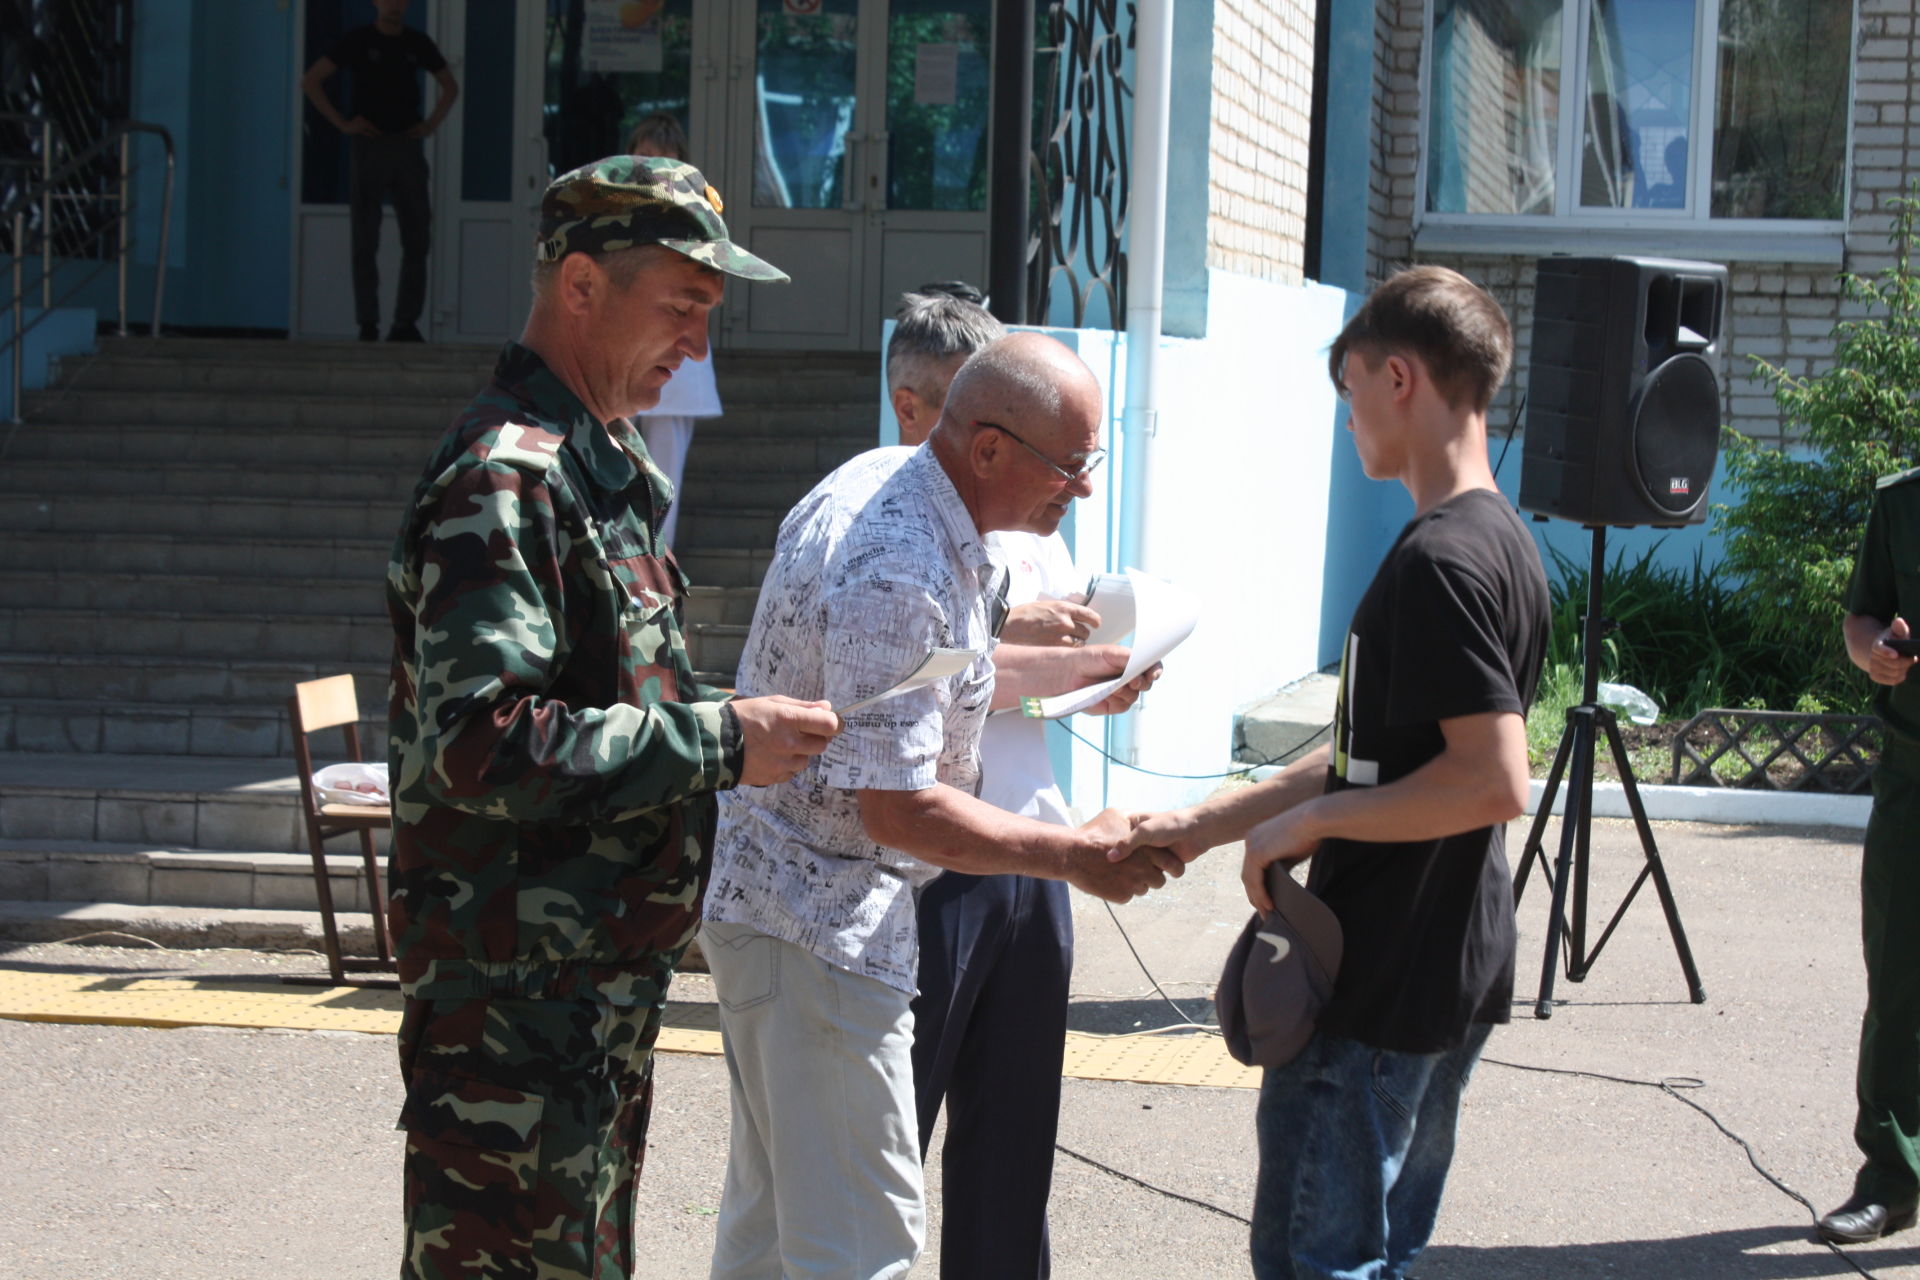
[
  {"xmin": 385, "ymin": 156, "xmax": 841, "ymax": 1280},
  {"xmin": 1822, "ymin": 464, "xmax": 1920, "ymax": 1245}
]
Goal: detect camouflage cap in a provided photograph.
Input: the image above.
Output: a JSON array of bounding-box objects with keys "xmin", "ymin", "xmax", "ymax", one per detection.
[{"xmin": 535, "ymin": 155, "xmax": 790, "ymax": 283}]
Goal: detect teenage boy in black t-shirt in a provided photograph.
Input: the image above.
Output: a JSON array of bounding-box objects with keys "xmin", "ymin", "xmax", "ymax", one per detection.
[
  {"xmin": 1122, "ymin": 266, "xmax": 1548, "ymax": 1280},
  {"xmin": 300, "ymin": 0, "xmax": 458, "ymax": 342}
]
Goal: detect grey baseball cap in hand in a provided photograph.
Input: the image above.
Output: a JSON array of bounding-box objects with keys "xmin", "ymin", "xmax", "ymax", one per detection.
[
  {"xmin": 535, "ymin": 155, "xmax": 790, "ymax": 283},
  {"xmin": 1215, "ymin": 863, "xmax": 1343, "ymax": 1068}
]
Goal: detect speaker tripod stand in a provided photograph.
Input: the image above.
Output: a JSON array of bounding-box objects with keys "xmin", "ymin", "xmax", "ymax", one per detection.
[{"xmin": 1512, "ymin": 526, "xmax": 1707, "ymax": 1019}]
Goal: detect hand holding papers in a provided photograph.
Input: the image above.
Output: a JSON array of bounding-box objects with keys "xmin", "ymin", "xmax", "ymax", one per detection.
[
  {"xmin": 1023, "ymin": 569, "xmax": 1198, "ymax": 719},
  {"xmin": 838, "ymin": 647, "xmax": 984, "ymax": 715}
]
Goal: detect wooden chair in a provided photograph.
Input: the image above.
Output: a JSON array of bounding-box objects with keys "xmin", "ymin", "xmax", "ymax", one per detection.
[{"xmin": 288, "ymin": 674, "xmax": 394, "ymax": 985}]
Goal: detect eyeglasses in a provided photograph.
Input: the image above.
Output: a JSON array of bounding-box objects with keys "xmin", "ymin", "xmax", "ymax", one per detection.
[{"xmin": 974, "ymin": 421, "xmax": 1107, "ymax": 485}]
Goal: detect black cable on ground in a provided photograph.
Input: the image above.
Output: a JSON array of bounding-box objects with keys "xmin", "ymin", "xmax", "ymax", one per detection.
[
  {"xmin": 1052, "ymin": 1141, "xmax": 1252, "ymax": 1226},
  {"xmin": 1083, "ymin": 910, "xmax": 1877, "ymax": 1273},
  {"xmin": 1101, "ymin": 900, "xmax": 1218, "ymax": 1032},
  {"xmin": 1056, "ymin": 721, "xmax": 1329, "ymax": 781},
  {"xmin": 1482, "ymin": 1056, "xmax": 1881, "ymax": 1280}
]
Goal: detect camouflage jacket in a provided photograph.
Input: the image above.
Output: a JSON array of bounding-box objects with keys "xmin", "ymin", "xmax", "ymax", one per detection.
[{"xmin": 385, "ymin": 342, "xmax": 742, "ymax": 1005}]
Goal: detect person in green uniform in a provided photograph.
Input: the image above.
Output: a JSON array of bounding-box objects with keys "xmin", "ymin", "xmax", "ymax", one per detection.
[
  {"xmin": 1821, "ymin": 463, "xmax": 1920, "ymax": 1246},
  {"xmin": 384, "ymin": 155, "xmax": 842, "ymax": 1280}
]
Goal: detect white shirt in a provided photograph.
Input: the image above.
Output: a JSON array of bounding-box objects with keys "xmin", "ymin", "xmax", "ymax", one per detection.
[
  {"xmin": 979, "ymin": 530, "xmax": 1083, "ymax": 825},
  {"xmin": 707, "ymin": 445, "xmax": 999, "ymax": 992}
]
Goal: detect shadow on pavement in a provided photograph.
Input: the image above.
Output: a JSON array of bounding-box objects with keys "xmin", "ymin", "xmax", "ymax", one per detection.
[
  {"xmin": 1068, "ymin": 994, "xmax": 1221, "ymax": 1036},
  {"xmin": 1421, "ymin": 1224, "xmax": 1919, "ymax": 1279}
]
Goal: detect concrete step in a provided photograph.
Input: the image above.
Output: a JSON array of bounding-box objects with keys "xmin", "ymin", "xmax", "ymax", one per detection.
[
  {"xmin": 20, "ymin": 388, "xmax": 881, "ymax": 437},
  {"xmin": 675, "ymin": 506, "xmax": 785, "ymax": 551},
  {"xmin": 55, "ymin": 352, "xmax": 881, "ymax": 404},
  {"xmin": 679, "ymin": 472, "xmax": 824, "ymax": 511},
  {"xmin": 0, "ymin": 460, "xmax": 419, "ymax": 505},
  {"xmin": 1233, "ymin": 671, "xmax": 1338, "ymax": 768},
  {"xmin": 0, "ymin": 569, "xmax": 384, "ymax": 618},
  {"xmin": 0, "ymin": 435, "xmax": 874, "ymax": 504},
  {"xmin": 686, "ymin": 585, "xmax": 761, "ymax": 627},
  {"xmin": 0, "ymin": 652, "xmax": 385, "ymax": 709},
  {"xmin": 673, "ymin": 547, "xmax": 776, "ymax": 589},
  {"xmin": 0, "ymin": 531, "xmax": 390, "ymax": 583},
  {"xmin": 2, "ymin": 606, "xmax": 394, "ymax": 664},
  {"xmin": 3, "ymin": 420, "xmax": 873, "ymax": 475},
  {"xmin": 3, "ymin": 696, "xmax": 305, "ymax": 758},
  {"xmin": 0, "ymin": 490, "xmax": 399, "ymax": 540},
  {"xmin": 0, "ymin": 671, "xmax": 734, "ymax": 759},
  {"xmin": 3, "ymin": 603, "xmax": 741, "ymax": 673},
  {"xmin": 87, "ymin": 334, "xmax": 878, "ymax": 377},
  {"xmin": 0, "ymin": 839, "xmax": 384, "ymax": 914},
  {"xmin": 685, "ymin": 624, "xmax": 749, "ymax": 677},
  {"xmin": 0, "ymin": 752, "xmax": 317, "ymax": 854},
  {"xmin": 0, "ymin": 898, "xmax": 381, "ymax": 954}
]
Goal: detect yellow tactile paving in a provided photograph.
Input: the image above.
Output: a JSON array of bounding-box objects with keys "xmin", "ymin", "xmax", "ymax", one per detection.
[{"xmin": 0, "ymin": 969, "xmax": 1256, "ymax": 1089}]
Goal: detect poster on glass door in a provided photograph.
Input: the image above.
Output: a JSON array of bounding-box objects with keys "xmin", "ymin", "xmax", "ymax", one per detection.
[{"xmin": 583, "ymin": 0, "xmax": 665, "ymax": 73}]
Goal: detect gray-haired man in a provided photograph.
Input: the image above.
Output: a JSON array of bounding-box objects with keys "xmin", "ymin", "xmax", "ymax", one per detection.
[
  {"xmin": 888, "ymin": 289, "xmax": 1119, "ymax": 1277},
  {"xmin": 702, "ymin": 330, "xmax": 1170, "ymax": 1279}
]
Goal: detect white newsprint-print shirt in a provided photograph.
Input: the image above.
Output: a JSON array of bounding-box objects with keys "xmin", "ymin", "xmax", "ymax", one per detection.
[{"xmin": 706, "ymin": 444, "xmax": 1000, "ymax": 993}]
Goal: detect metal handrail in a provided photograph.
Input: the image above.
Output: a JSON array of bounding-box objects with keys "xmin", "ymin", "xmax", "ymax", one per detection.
[
  {"xmin": 6, "ymin": 119, "xmax": 175, "ymax": 424},
  {"xmin": 0, "ymin": 111, "xmax": 62, "ymax": 308}
]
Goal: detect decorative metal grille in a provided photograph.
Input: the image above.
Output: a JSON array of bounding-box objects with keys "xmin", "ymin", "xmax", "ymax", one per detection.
[
  {"xmin": 1027, "ymin": 0, "xmax": 1132, "ymax": 329},
  {"xmin": 1668, "ymin": 709, "xmax": 1882, "ymax": 794},
  {"xmin": 0, "ymin": 0, "xmax": 135, "ymax": 258}
]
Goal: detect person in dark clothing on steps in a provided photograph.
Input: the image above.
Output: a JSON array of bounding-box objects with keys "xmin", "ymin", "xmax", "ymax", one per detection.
[{"xmin": 300, "ymin": 0, "xmax": 457, "ymax": 343}]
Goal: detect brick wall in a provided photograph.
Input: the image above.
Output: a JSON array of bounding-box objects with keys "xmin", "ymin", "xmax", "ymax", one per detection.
[
  {"xmin": 1363, "ymin": 0, "xmax": 1920, "ymax": 444},
  {"xmin": 1208, "ymin": 0, "xmax": 1317, "ymax": 283}
]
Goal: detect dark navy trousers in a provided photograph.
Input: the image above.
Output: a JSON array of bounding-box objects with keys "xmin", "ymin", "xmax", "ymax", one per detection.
[{"xmin": 912, "ymin": 870, "xmax": 1075, "ymax": 1279}]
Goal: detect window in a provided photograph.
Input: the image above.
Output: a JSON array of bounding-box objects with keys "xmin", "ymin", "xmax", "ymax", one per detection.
[{"xmin": 1419, "ymin": 0, "xmax": 1852, "ymax": 257}]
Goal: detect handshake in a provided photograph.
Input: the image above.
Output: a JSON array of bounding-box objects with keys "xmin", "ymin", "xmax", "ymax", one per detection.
[{"xmin": 1069, "ymin": 802, "xmax": 1323, "ymax": 913}]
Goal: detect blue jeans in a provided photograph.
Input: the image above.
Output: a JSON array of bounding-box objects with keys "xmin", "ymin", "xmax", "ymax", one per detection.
[{"xmin": 1251, "ymin": 1024, "xmax": 1492, "ymax": 1280}]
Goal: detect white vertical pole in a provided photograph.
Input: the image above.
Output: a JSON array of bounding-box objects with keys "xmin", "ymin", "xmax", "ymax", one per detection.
[{"xmin": 1112, "ymin": 0, "xmax": 1173, "ymax": 770}]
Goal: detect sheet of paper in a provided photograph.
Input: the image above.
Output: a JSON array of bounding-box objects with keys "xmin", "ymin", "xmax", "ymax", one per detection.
[
  {"xmin": 1023, "ymin": 569, "xmax": 1197, "ymax": 719},
  {"xmin": 838, "ymin": 647, "xmax": 982, "ymax": 715},
  {"xmin": 1079, "ymin": 572, "xmax": 1137, "ymax": 647},
  {"xmin": 914, "ymin": 42, "xmax": 959, "ymax": 106}
]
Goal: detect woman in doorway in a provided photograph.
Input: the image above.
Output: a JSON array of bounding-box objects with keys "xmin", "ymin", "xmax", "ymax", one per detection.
[{"xmin": 628, "ymin": 111, "xmax": 720, "ymax": 546}]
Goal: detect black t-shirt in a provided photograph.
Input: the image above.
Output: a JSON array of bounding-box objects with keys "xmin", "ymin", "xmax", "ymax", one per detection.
[
  {"xmin": 325, "ymin": 25, "xmax": 447, "ymax": 134},
  {"xmin": 1305, "ymin": 488, "xmax": 1549, "ymax": 1053}
]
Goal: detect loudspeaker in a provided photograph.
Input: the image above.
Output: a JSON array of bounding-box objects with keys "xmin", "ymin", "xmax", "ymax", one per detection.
[{"xmin": 1519, "ymin": 255, "xmax": 1728, "ymax": 527}]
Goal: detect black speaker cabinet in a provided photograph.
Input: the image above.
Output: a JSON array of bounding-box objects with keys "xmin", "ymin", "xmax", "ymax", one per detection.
[{"xmin": 1519, "ymin": 255, "xmax": 1728, "ymax": 527}]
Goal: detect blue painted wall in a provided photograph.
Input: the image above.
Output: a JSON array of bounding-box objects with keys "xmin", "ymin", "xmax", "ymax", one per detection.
[
  {"xmin": 1315, "ymin": 1, "xmax": 1373, "ymax": 294},
  {"xmin": 1310, "ymin": 0, "xmax": 1403, "ymax": 663},
  {"xmin": 117, "ymin": 0, "xmax": 295, "ymax": 331},
  {"xmin": 0, "ymin": 306, "xmax": 96, "ymax": 419},
  {"xmin": 1162, "ymin": 0, "xmax": 1215, "ymax": 338}
]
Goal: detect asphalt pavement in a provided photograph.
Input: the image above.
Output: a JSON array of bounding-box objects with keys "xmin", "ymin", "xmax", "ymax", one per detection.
[{"xmin": 3, "ymin": 817, "xmax": 1916, "ymax": 1279}]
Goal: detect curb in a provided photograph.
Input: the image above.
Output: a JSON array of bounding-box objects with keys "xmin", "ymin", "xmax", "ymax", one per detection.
[
  {"xmin": 1248, "ymin": 768, "xmax": 1872, "ymax": 829},
  {"xmin": 1525, "ymin": 779, "xmax": 1871, "ymax": 830},
  {"xmin": 0, "ymin": 900, "xmax": 714, "ymax": 972},
  {"xmin": 0, "ymin": 900, "xmax": 378, "ymax": 952}
]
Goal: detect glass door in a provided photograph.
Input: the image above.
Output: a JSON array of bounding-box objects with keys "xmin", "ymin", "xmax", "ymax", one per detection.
[
  {"xmin": 496, "ymin": 0, "xmax": 992, "ymax": 352},
  {"xmin": 291, "ymin": 0, "xmax": 433, "ymax": 338},
  {"xmin": 865, "ymin": 0, "xmax": 992, "ymax": 334},
  {"xmin": 721, "ymin": 0, "xmax": 872, "ymax": 348},
  {"xmin": 426, "ymin": 0, "xmax": 546, "ymax": 343},
  {"xmin": 722, "ymin": 0, "xmax": 990, "ymax": 352}
]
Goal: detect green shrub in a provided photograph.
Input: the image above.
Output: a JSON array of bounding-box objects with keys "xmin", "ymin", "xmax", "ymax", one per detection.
[
  {"xmin": 1715, "ymin": 187, "xmax": 1920, "ymax": 709},
  {"xmin": 1538, "ymin": 543, "xmax": 1839, "ymax": 718}
]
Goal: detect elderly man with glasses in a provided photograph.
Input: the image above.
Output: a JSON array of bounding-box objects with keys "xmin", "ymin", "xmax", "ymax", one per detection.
[{"xmin": 701, "ymin": 332, "xmax": 1174, "ymax": 1280}]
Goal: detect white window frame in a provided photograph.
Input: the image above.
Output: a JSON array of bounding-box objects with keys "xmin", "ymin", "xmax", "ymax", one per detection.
[{"xmin": 1413, "ymin": 0, "xmax": 1856, "ymax": 264}]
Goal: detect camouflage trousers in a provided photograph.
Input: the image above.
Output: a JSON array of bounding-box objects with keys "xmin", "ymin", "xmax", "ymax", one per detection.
[{"xmin": 396, "ymin": 995, "xmax": 664, "ymax": 1280}]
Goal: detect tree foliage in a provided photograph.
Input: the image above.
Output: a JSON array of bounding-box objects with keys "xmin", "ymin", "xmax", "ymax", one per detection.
[{"xmin": 1715, "ymin": 189, "xmax": 1920, "ymax": 708}]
